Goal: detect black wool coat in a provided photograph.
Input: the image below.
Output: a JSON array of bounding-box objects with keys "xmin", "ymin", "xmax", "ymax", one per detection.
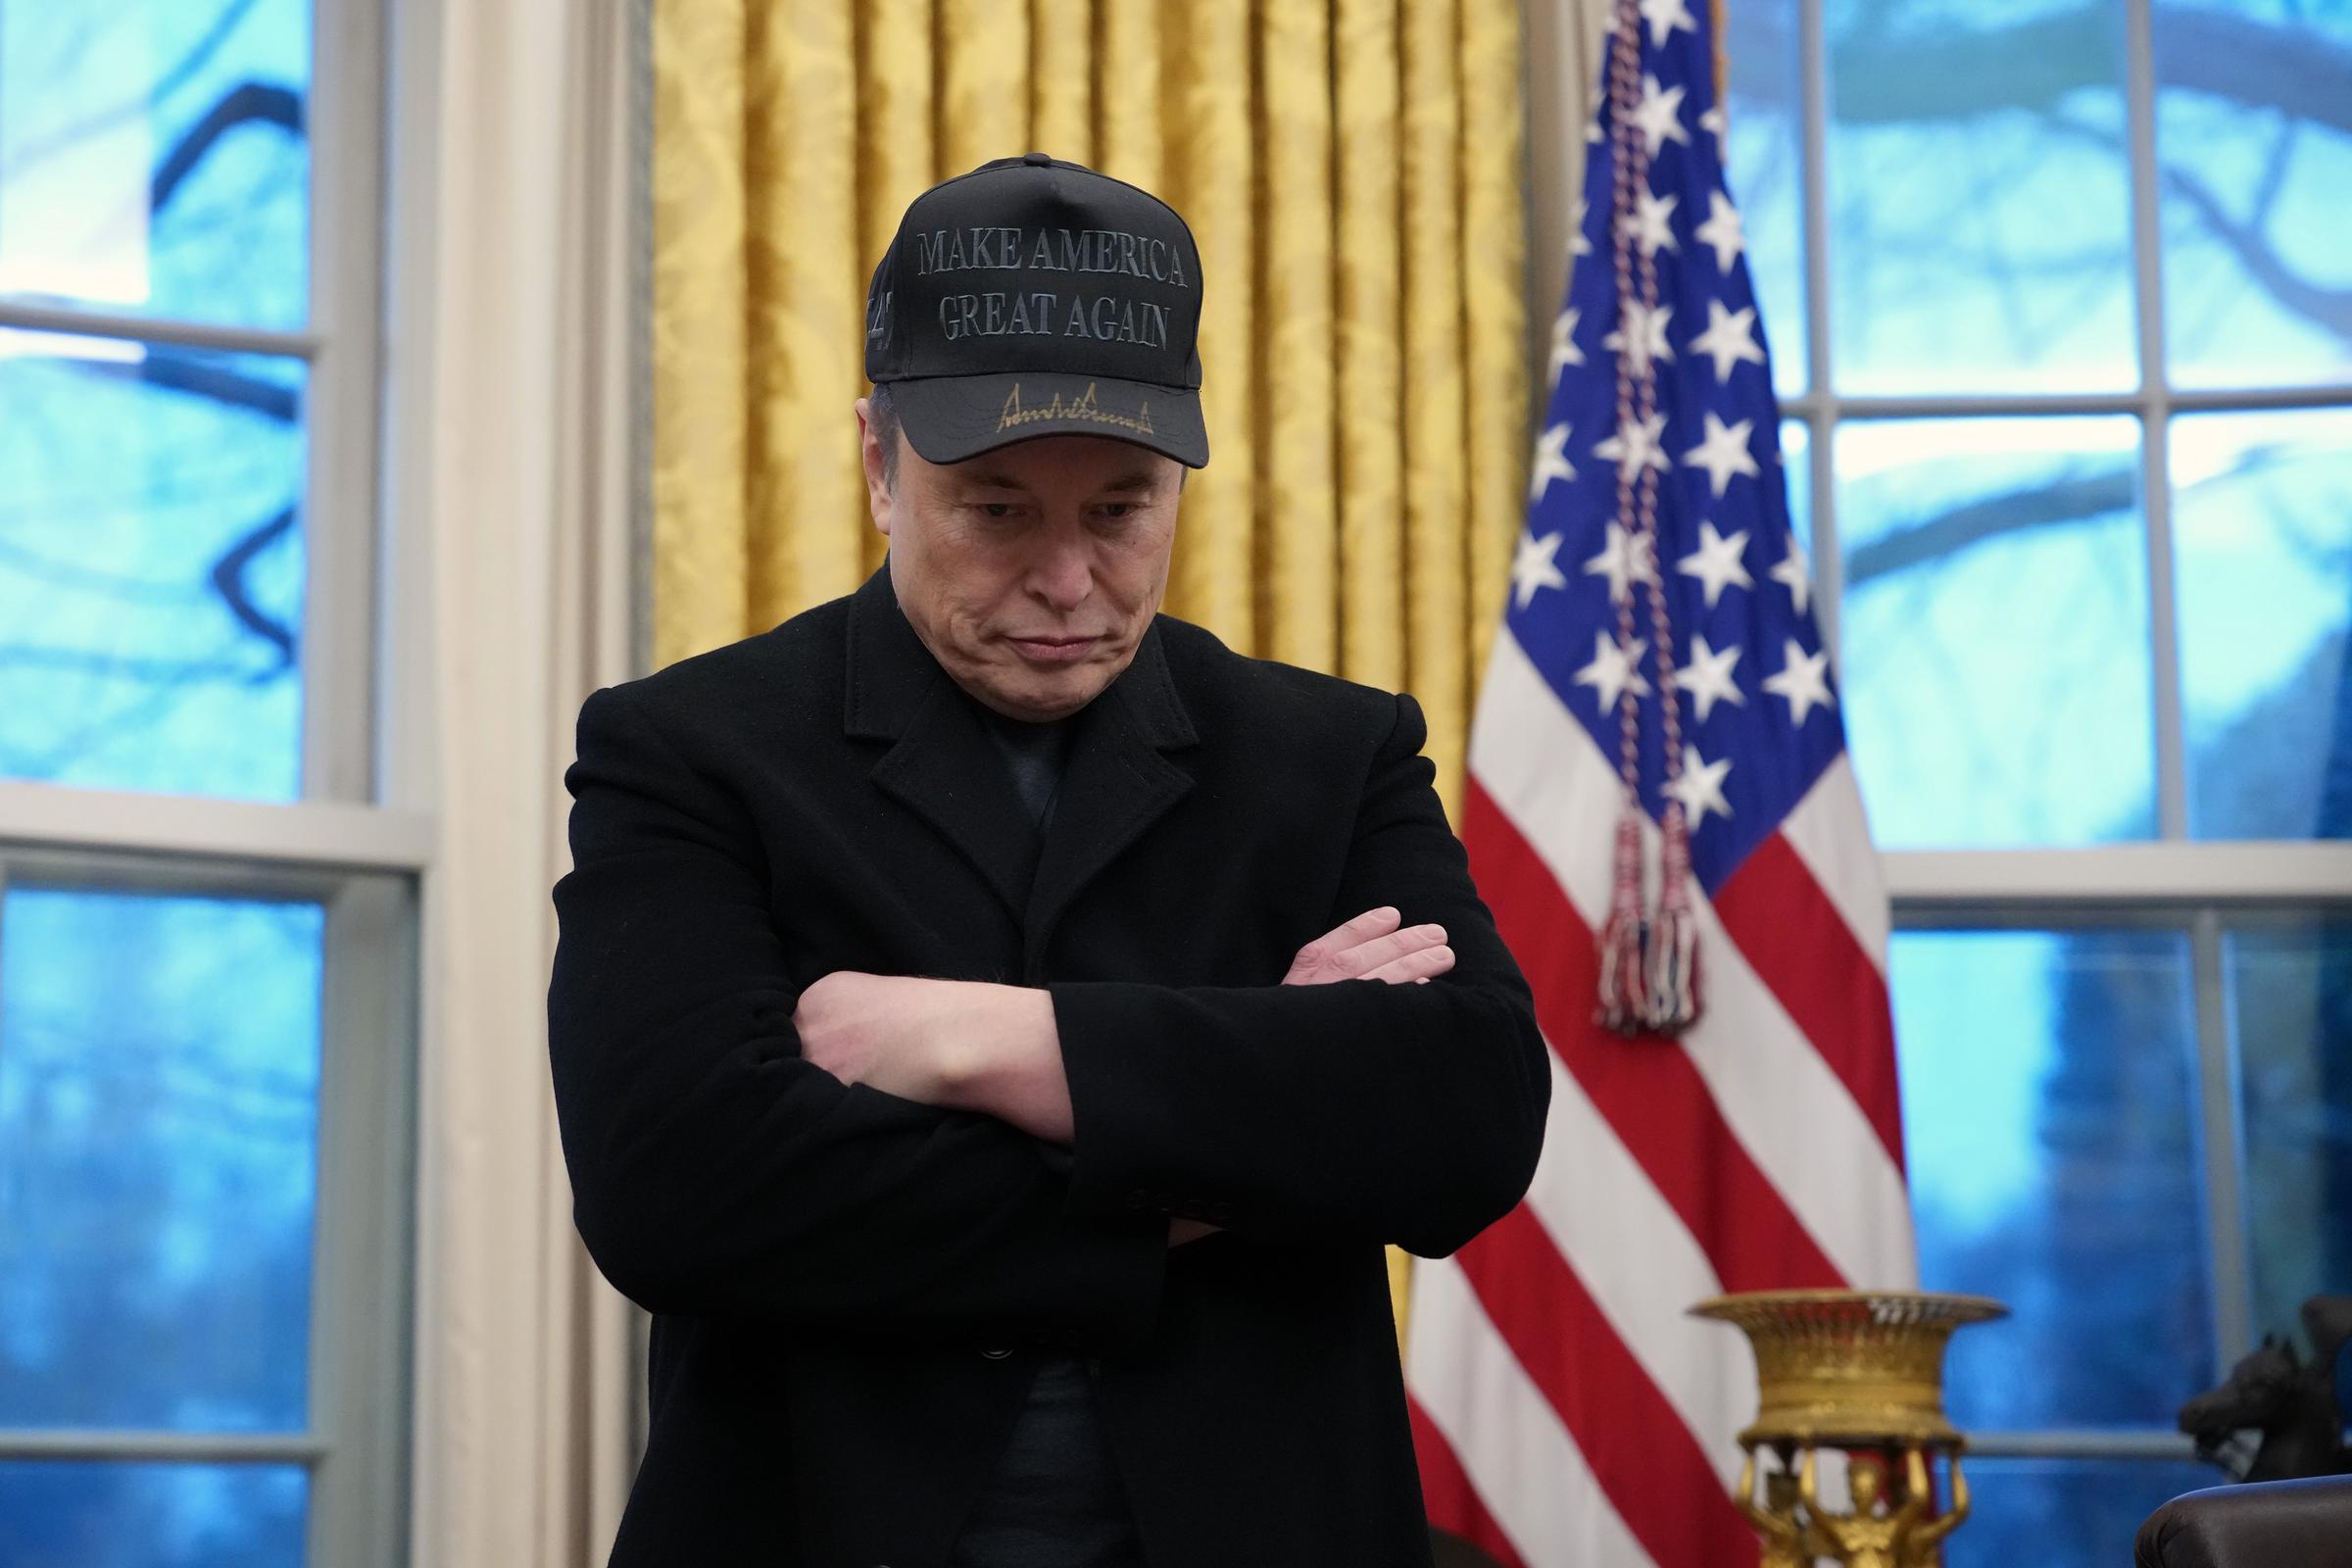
[{"xmin": 547, "ymin": 562, "xmax": 1551, "ymax": 1568}]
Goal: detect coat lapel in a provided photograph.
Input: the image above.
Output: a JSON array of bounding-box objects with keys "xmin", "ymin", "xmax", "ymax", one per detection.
[
  {"xmin": 843, "ymin": 561, "xmax": 1201, "ymax": 959},
  {"xmin": 845, "ymin": 565, "xmax": 1041, "ymax": 925},
  {"xmin": 1021, "ymin": 610, "xmax": 1198, "ymax": 961}
]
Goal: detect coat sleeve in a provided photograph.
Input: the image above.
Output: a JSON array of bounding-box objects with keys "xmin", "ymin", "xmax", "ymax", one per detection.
[
  {"xmin": 547, "ymin": 682, "xmax": 1167, "ymax": 1347},
  {"xmin": 1047, "ymin": 691, "xmax": 1551, "ymax": 1258}
]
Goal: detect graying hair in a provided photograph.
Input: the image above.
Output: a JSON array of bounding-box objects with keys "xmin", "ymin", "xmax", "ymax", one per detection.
[{"xmin": 866, "ymin": 381, "xmax": 905, "ymax": 490}]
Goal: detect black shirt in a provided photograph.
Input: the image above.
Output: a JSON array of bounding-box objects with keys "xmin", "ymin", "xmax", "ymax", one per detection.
[{"xmin": 947, "ymin": 696, "xmax": 1148, "ymax": 1568}]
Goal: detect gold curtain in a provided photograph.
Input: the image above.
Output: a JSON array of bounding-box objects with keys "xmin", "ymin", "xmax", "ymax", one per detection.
[{"xmin": 652, "ymin": 0, "xmax": 1531, "ymax": 1341}]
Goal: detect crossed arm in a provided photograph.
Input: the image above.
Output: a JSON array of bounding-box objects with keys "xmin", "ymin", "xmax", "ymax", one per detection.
[
  {"xmin": 547, "ymin": 683, "xmax": 1547, "ymax": 1348},
  {"xmin": 791, "ymin": 905, "xmax": 1456, "ymax": 1154}
]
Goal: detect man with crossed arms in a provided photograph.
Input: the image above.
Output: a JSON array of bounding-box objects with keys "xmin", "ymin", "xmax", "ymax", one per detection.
[{"xmin": 548, "ymin": 152, "xmax": 1549, "ymax": 1568}]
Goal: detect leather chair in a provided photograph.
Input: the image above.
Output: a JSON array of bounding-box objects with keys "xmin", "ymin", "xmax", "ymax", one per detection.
[{"xmin": 2133, "ymin": 1475, "xmax": 2352, "ymax": 1567}]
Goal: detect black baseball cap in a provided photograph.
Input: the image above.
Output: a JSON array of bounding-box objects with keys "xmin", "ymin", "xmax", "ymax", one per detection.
[{"xmin": 863, "ymin": 152, "xmax": 1208, "ymax": 468}]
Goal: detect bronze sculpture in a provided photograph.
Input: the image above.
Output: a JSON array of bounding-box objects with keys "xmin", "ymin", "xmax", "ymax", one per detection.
[
  {"xmin": 2179, "ymin": 1295, "xmax": 2352, "ymax": 1482},
  {"xmin": 1798, "ymin": 1446, "xmax": 1916, "ymax": 1568},
  {"xmin": 1736, "ymin": 1448, "xmax": 1823, "ymax": 1568},
  {"xmin": 1736, "ymin": 1444, "xmax": 1970, "ymax": 1568},
  {"xmin": 1893, "ymin": 1446, "xmax": 1969, "ymax": 1567},
  {"xmin": 1692, "ymin": 1291, "xmax": 2002, "ymax": 1568}
]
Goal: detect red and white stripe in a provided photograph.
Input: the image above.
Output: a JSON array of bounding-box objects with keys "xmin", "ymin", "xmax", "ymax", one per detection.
[{"xmin": 1406, "ymin": 625, "xmax": 1917, "ymax": 1567}]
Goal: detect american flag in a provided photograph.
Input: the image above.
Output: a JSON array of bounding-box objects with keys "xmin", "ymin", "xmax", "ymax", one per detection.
[{"xmin": 1403, "ymin": 0, "xmax": 1918, "ymax": 1562}]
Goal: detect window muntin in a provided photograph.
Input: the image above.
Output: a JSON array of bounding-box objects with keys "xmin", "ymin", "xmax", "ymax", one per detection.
[
  {"xmin": 1724, "ymin": 0, "xmax": 2352, "ymax": 1544},
  {"xmin": 0, "ymin": 3, "xmax": 408, "ymax": 1564}
]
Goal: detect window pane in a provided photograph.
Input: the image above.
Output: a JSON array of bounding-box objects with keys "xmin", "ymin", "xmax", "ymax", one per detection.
[
  {"xmin": 1782, "ymin": 418, "xmax": 1822, "ymax": 639},
  {"xmin": 2230, "ymin": 918, "xmax": 2352, "ymax": 1347},
  {"xmin": 1782, "ymin": 417, "xmax": 1814, "ymax": 546},
  {"xmin": 1893, "ymin": 928, "xmax": 2211, "ymax": 1428},
  {"xmin": 1824, "ymin": 0, "xmax": 2134, "ymax": 393},
  {"xmin": 0, "ymin": 332, "xmax": 306, "ymax": 801},
  {"xmin": 2155, "ymin": 0, "xmax": 2352, "ymax": 388},
  {"xmin": 1944, "ymin": 1457, "xmax": 2217, "ymax": 1568},
  {"xmin": 2172, "ymin": 409, "xmax": 2352, "ymax": 840},
  {"xmin": 1838, "ymin": 417, "xmax": 2154, "ymax": 848},
  {"xmin": 1723, "ymin": 0, "xmax": 1808, "ymax": 397},
  {"xmin": 0, "ymin": 0, "xmax": 312, "ymax": 330},
  {"xmin": 0, "ymin": 888, "xmax": 323, "ymax": 1431},
  {"xmin": 0, "ymin": 1461, "xmax": 305, "ymax": 1568}
]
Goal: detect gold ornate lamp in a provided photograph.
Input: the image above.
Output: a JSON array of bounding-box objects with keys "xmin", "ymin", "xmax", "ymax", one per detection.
[{"xmin": 1690, "ymin": 1290, "xmax": 2008, "ymax": 1567}]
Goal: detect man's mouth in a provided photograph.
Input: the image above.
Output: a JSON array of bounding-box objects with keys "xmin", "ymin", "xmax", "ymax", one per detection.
[{"xmin": 1005, "ymin": 633, "xmax": 1100, "ymax": 664}]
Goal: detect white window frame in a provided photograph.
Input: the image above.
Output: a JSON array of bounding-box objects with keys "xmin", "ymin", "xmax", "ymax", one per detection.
[
  {"xmin": 0, "ymin": 1, "xmax": 423, "ymax": 1562},
  {"xmin": 1775, "ymin": 0, "xmax": 2352, "ymax": 1465}
]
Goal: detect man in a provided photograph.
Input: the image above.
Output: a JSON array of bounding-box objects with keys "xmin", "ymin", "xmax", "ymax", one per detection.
[{"xmin": 548, "ymin": 153, "xmax": 1549, "ymax": 1568}]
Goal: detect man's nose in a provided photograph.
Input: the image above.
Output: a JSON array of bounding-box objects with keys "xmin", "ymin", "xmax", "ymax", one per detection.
[{"xmin": 1027, "ymin": 527, "xmax": 1093, "ymax": 612}]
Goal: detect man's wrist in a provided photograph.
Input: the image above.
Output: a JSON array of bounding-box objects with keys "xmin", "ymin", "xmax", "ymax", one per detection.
[{"xmin": 934, "ymin": 982, "xmax": 1071, "ymax": 1141}]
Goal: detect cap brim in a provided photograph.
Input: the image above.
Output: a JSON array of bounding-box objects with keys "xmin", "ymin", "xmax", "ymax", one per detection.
[{"xmin": 886, "ymin": 372, "xmax": 1208, "ymax": 468}]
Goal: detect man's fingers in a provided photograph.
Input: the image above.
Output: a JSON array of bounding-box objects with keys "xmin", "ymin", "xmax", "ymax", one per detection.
[
  {"xmin": 1284, "ymin": 906, "xmax": 1399, "ymax": 984},
  {"xmin": 1283, "ymin": 908, "xmax": 1450, "ymax": 987},
  {"xmin": 1329, "ymin": 922, "xmax": 1447, "ymax": 978},
  {"xmin": 1358, "ymin": 944, "xmax": 1455, "ymax": 985},
  {"xmin": 1301, "ymin": 906, "xmax": 1399, "ymax": 960}
]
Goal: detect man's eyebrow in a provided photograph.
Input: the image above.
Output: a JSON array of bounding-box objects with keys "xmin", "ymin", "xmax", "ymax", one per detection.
[
  {"xmin": 1100, "ymin": 470, "xmax": 1165, "ymax": 492},
  {"xmin": 956, "ymin": 470, "xmax": 1030, "ymax": 491}
]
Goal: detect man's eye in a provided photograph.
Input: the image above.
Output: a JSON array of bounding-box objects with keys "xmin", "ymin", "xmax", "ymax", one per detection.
[
  {"xmin": 977, "ymin": 502, "xmax": 1017, "ymax": 518},
  {"xmin": 1097, "ymin": 503, "xmax": 1134, "ymax": 520}
]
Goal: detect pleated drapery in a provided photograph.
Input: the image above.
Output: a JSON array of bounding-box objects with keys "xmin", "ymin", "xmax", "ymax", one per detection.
[{"xmin": 651, "ymin": 0, "xmax": 1530, "ymax": 812}]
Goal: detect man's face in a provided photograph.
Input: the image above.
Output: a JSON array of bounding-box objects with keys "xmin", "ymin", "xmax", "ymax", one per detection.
[{"xmin": 858, "ymin": 398, "xmax": 1184, "ymax": 722}]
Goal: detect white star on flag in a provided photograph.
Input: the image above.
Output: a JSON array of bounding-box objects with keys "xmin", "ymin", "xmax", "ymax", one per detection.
[
  {"xmin": 1573, "ymin": 631, "xmax": 1651, "ymax": 712},
  {"xmin": 1640, "ymin": 0, "xmax": 1697, "ymax": 45},
  {"xmin": 1549, "ymin": 309, "xmax": 1586, "ymax": 382},
  {"xmin": 1511, "ymin": 529, "xmax": 1570, "ymax": 609},
  {"xmin": 1762, "ymin": 637, "xmax": 1837, "ymax": 725},
  {"xmin": 1572, "ymin": 197, "xmax": 1592, "ymax": 256},
  {"xmin": 1621, "ymin": 188, "xmax": 1679, "ymax": 257},
  {"xmin": 1689, "ymin": 299, "xmax": 1766, "ymax": 382},
  {"xmin": 1676, "ymin": 520, "xmax": 1753, "ymax": 608},
  {"xmin": 1700, "ymin": 104, "xmax": 1727, "ymax": 139},
  {"xmin": 1771, "ymin": 538, "xmax": 1815, "ymax": 616},
  {"xmin": 1692, "ymin": 190, "xmax": 1746, "ymax": 273},
  {"xmin": 1602, "ymin": 301, "xmax": 1674, "ymax": 378},
  {"xmin": 1662, "ymin": 745, "xmax": 1734, "ymax": 830},
  {"xmin": 1529, "ymin": 421, "xmax": 1577, "ymax": 502},
  {"xmin": 1583, "ymin": 521, "xmax": 1657, "ymax": 604},
  {"xmin": 1632, "ymin": 75, "xmax": 1690, "ymax": 158},
  {"xmin": 1673, "ymin": 633, "xmax": 1745, "ymax": 721},
  {"xmin": 1594, "ymin": 411, "xmax": 1671, "ymax": 481},
  {"xmin": 1682, "ymin": 411, "xmax": 1761, "ymax": 498}
]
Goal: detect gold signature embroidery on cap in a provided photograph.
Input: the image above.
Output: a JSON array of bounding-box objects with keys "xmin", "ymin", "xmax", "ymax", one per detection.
[{"xmin": 996, "ymin": 382, "xmax": 1156, "ymax": 436}]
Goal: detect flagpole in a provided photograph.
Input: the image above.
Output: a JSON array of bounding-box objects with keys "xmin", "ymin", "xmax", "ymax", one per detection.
[{"xmin": 1710, "ymin": 0, "xmax": 1730, "ymax": 122}]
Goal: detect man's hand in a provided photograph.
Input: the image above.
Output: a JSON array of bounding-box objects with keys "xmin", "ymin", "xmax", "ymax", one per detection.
[
  {"xmin": 791, "ymin": 970, "xmax": 968, "ymax": 1103},
  {"xmin": 793, "ymin": 971, "xmax": 1073, "ymax": 1140},
  {"xmin": 1164, "ymin": 907, "xmax": 1452, "ymax": 1250},
  {"xmin": 1283, "ymin": 905, "xmax": 1453, "ymax": 987},
  {"xmin": 796, "ymin": 906, "xmax": 1446, "ymax": 1250}
]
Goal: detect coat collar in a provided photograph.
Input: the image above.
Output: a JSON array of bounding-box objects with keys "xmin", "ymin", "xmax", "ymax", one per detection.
[
  {"xmin": 844, "ymin": 560, "xmax": 1196, "ymax": 748},
  {"xmin": 844, "ymin": 562, "xmax": 1198, "ymax": 953}
]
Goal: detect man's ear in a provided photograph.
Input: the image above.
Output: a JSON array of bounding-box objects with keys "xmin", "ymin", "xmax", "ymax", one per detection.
[{"xmin": 855, "ymin": 397, "xmax": 893, "ymax": 537}]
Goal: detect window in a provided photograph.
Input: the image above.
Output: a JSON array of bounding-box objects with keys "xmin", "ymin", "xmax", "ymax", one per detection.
[
  {"xmin": 1726, "ymin": 0, "xmax": 2352, "ymax": 1557},
  {"xmin": 0, "ymin": 3, "xmax": 415, "ymax": 1565}
]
